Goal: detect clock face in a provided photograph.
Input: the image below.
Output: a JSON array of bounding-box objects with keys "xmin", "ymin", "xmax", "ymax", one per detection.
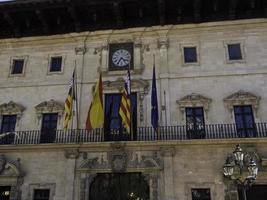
[{"xmin": 112, "ymin": 49, "xmax": 131, "ymax": 67}]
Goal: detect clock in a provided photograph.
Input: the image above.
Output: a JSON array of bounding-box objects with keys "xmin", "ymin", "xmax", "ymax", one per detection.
[
  {"xmin": 112, "ymin": 49, "xmax": 131, "ymax": 67},
  {"xmin": 109, "ymin": 43, "xmax": 134, "ymax": 71}
]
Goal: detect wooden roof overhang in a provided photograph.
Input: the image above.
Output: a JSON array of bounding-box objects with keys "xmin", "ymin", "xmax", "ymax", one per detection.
[{"xmin": 0, "ymin": 0, "xmax": 266, "ymax": 39}]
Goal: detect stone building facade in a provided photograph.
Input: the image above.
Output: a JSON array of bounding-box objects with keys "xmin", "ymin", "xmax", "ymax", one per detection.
[{"xmin": 0, "ymin": 3, "xmax": 267, "ymax": 200}]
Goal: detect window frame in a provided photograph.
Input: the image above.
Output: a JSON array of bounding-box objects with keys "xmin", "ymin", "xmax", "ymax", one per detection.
[
  {"xmin": 29, "ymin": 183, "xmax": 55, "ymax": 200},
  {"xmin": 33, "ymin": 189, "xmax": 50, "ymax": 200},
  {"xmin": 9, "ymin": 56, "xmax": 28, "ymax": 77},
  {"xmin": 181, "ymin": 43, "xmax": 200, "ymax": 66},
  {"xmin": 233, "ymin": 105, "xmax": 257, "ymax": 137},
  {"xmin": 191, "ymin": 188, "xmax": 211, "ymax": 200},
  {"xmin": 185, "ymin": 183, "xmax": 215, "ymax": 200},
  {"xmin": 224, "ymin": 41, "xmax": 246, "ymax": 64},
  {"xmin": 47, "ymin": 54, "xmax": 65, "ymax": 75},
  {"xmin": 108, "ymin": 43, "xmax": 134, "ymax": 71}
]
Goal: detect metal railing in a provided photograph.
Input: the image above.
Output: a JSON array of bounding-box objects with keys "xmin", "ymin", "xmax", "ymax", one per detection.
[{"xmin": 0, "ymin": 123, "xmax": 267, "ymax": 145}]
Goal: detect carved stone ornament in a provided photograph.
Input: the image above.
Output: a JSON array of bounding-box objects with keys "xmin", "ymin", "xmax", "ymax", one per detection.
[
  {"xmin": 35, "ymin": 99, "xmax": 64, "ymax": 114},
  {"xmin": 75, "ymin": 46, "xmax": 86, "ymax": 55},
  {"xmin": 0, "ymin": 101, "xmax": 25, "ymax": 115},
  {"xmin": 224, "ymin": 90, "xmax": 260, "ymax": 112},
  {"xmin": 64, "ymin": 149, "xmax": 80, "ymax": 159},
  {"xmin": 0, "ymin": 155, "xmax": 25, "ymax": 200},
  {"xmin": 102, "ymin": 78, "xmax": 149, "ymax": 94},
  {"xmin": 177, "ymin": 93, "xmax": 211, "ymax": 120},
  {"xmin": 79, "ymin": 146, "xmax": 163, "ymax": 173}
]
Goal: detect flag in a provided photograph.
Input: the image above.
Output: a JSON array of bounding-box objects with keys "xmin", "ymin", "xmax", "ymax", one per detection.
[
  {"xmin": 63, "ymin": 70, "xmax": 75, "ymax": 129},
  {"xmin": 119, "ymin": 70, "xmax": 131, "ymax": 134},
  {"xmin": 86, "ymin": 74, "xmax": 104, "ymax": 131},
  {"xmin": 151, "ymin": 64, "xmax": 159, "ymax": 131}
]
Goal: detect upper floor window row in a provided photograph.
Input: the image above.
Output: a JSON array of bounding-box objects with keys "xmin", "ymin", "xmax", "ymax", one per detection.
[
  {"xmin": 7, "ymin": 41, "xmax": 245, "ymax": 76},
  {"xmin": 9, "ymin": 55, "xmax": 64, "ymax": 77}
]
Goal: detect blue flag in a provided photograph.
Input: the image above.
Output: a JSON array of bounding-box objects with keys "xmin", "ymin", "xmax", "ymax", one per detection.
[{"xmin": 151, "ymin": 64, "xmax": 159, "ymax": 131}]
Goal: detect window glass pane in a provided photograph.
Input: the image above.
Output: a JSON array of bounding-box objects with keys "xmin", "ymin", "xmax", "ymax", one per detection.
[
  {"xmin": 1, "ymin": 115, "xmax": 17, "ymax": 133},
  {"xmin": 191, "ymin": 188, "xmax": 211, "ymax": 200},
  {"xmin": 184, "ymin": 47, "xmax": 197, "ymax": 63},
  {"xmin": 34, "ymin": 189, "xmax": 50, "ymax": 200},
  {"xmin": 41, "ymin": 113, "xmax": 58, "ymax": 130},
  {"xmin": 50, "ymin": 57, "xmax": 62, "ymax": 72},
  {"xmin": 11, "ymin": 59, "xmax": 24, "ymax": 74},
  {"xmin": 228, "ymin": 44, "xmax": 242, "ymax": 60}
]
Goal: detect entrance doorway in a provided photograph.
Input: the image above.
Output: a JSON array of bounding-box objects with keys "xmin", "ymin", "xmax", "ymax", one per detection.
[
  {"xmin": 89, "ymin": 173, "xmax": 149, "ymax": 200},
  {"xmin": 239, "ymin": 185, "xmax": 267, "ymax": 200},
  {"xmin": 0, "ymin": 186, "xmax": 11, "ymax": 200}
]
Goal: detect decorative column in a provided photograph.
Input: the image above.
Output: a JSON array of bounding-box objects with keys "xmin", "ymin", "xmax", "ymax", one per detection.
[
  {"xmin": 160, "ymin": 147, "xmax": 176, "ymax": 200},
  {"xmin": 157, "ymin": 36, "xmax": 170, "ymax": 126},
  {"xmin": 64, "ymin": 149, "xmax": 79, "ymax": 200}
]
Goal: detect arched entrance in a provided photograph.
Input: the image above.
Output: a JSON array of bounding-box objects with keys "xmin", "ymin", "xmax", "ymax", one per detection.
[{"xmin": 89, "ymin": 173, "xmax": 149, "ymax": 200}]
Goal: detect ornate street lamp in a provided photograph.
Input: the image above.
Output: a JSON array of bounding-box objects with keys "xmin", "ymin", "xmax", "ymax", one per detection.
[{"xmin": 223, "ymin": 145, "xmax": 258, "ymax": 200}]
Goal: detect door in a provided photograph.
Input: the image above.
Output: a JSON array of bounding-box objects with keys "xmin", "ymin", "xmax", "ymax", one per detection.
[
  {"xmin": 104, "ymin": 93, "xmax": 137, "ymax": 141},
  {"xmin": 186, "ymin": 107, "xmax": 205, "ymax": 139},
  {"xmin": 238, "ymin": 185, "xmax": 267, "ymax": 200},
  {"xmin": 234, "ymin": 105, "xmax": 256, "ymax": 137},
  {"xmin": 0, "ymin": 115, "xmax": 17, "ymax": 144},
  {"xmin": 89, "ymin": 173, "xmax": 149, "ymax": 200},
  {"xmin": 0, "ymin": 186, "xmax": 11, "ymax": 200},
  {"xmin": 40, "ymin": 113, "xmax": 58, "ymax": 143}
]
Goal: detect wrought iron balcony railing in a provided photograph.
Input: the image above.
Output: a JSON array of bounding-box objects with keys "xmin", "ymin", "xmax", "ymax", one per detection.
[{"xmin": 0, "ymin": 123, "xmax": 267, "ymax": 145}]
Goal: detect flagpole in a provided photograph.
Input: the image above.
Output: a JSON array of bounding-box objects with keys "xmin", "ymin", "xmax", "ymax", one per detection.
[
  {"xmin": 128, "ymin": 60, "xmax": 133, "ymax": 141},
  {"xmin": 74, "ymin": 63, "xmax": 79, "ymax": 130}
]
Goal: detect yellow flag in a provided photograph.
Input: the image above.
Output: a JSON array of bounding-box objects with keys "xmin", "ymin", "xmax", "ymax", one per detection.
[{"xmin": 86, "ymin": 74, "xmax": 104, "ymax": 131}]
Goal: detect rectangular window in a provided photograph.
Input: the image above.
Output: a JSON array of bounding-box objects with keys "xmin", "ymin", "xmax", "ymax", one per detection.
[
  {"xmin": 186, "ymin": 107, "xmax": 205, "ymax": 139},
  {"xmin": 33, "ymin": 189, "xmax": 50, "ymax": 200},
  {"xmin": 234, "ymin": 105, "xmax": 256, "ymax": 137},
  {"xmin": 11, "ymin": 59, "xmax": 24, "ymax": 74},
  {"xmin": 0, "ymin": 186, "xmax": 11, "ymax": 200},
  {"xmin": 104, "ymin": 93, "xmax": 137, "ymax": 141},
  {"xmin": 228, "ymin": 43, "xmax": 242, "ymax": 60},
  {"xmin": 184, "ymin": 47, "xmax": 197, "ymax": 63},
  {"xmin": 191, "ymin": 188, "xmax": 211, "ymax": 200},
  {"xmin": 40, "ymin": 113, "xmax": 58, "ymax": 143},
  {"xmin": 50, "ymin": 56, "xmax": 62, "ymax": 72}
]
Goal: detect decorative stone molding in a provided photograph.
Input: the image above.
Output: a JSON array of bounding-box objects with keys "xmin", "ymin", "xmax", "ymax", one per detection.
[
  {"xmin": 28, "ymin": 183, "xmax": 56, "ymax": 200},
  {"xmin": 0, "ymin": 101, "xmax": 25, "ymax": 116},
  {"xmin": 224, "ymin": 90, "xmax": 260, "ymax": 111},
  {"xmin": 108, "ymin": 143, "xmax": 128, "ymax": 172},
  {"xmin": 35, "ymin": 99, "xmax": 64, "ymax": 114},
  {"xmin": 78, "ymin": 147, "xmax": 162, "ymax": 200},
  {"xmin": 64, "ymin": 149, "xmax": 79, "ymax": 159},
  {"xmin": 0, "ymin": 155, "xmax": 24, "ymax": 200},
  {"xmin": 79, "ymin": 151, "xmax": 162, "ymax": 173},
  {"xmin": 185, "ymin": 182, "xmax": 216, "ymax": 200},
  {"xmin": 224, "ymin": 90, "xmax": 260, "ymax": 118},
  {"xmin": 160, "ymin": 147, "xmax": 176, "ymax": 157},
  {"xmin": 75, "ymin": 46, "xmax": 86, "ymax": 55},
  {"xmin": 102, "ymin": 78, "xmax": 149, "ymax": 94},
  {"xmin": 157, "ymin": 37, "xmax": 169, "ymax": 49},
  {"xmin": 262, "ymin": 158, "xmax": 267, "ymax": 169},
  {"xmin": 35, "ymin": 99, "xmax": 64, "ymax": 126},
  {"xmin": 176, "ymin": 93, "xmax": 211, "ymax": 120}
]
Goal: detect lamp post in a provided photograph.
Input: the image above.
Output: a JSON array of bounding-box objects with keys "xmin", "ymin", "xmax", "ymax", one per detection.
[{"xmin": 223, "ymin": 144, "xmax": 258, "ymax": 200}]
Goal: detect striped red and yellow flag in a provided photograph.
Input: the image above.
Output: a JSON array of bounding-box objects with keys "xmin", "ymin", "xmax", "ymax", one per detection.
[
  {"xmin": 63, "ymin": 70, "xmax": 75, "ymax": 129},
  {"xmin": 86, "ymin": 73, "xmax": 104, "ymax": 131},
  {"xmin": 119, "ymin": 70, "xmax": 131, "ymax": 134}
]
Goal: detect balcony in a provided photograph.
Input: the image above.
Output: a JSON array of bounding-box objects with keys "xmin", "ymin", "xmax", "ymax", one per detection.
[{"xmin": 0, "ymin": 123, "xmax": 267, "ymax": 145}]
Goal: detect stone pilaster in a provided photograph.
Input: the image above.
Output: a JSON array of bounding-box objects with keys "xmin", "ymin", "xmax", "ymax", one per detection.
[{"xmin": 160, "ymin": 147, "xmax": 176, "ymax": 200}]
